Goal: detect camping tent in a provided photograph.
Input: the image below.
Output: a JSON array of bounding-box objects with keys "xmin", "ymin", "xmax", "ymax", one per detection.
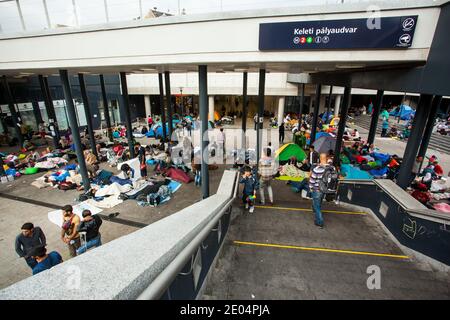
[
  {"xmin": 275, "ymin": 143, "xmax": 307, "ymax": 162},
  {"xmin": 313, "ymin": 136, "xmax": 336, "ymax": 154}
]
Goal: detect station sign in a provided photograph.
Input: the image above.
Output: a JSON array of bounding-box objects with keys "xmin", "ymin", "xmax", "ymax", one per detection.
[{"xmin": 259, "ymin": 16, "xmax": 418, "ymax": 50}]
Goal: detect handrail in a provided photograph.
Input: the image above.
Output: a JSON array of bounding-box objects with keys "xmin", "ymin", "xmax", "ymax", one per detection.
[{"xmin": 136, "ymin": 171, "xmax": 239, "ymax": 300}]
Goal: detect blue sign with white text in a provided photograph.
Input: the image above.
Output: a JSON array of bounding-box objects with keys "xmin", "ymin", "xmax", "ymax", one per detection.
[{"xmin": 259, "ymin": 16, "xmax": 418, "ymax": 50}]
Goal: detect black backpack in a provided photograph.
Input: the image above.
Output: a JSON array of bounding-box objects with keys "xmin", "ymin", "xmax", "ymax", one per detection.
[{"xmin": 319, "ymin": 166, "xmax": 339, "ymax": 194}]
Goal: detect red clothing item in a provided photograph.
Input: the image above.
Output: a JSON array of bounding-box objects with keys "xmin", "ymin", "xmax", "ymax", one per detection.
[{"xmin": 434, "ymin": 164, "xmax": 444, "ymax": 176}]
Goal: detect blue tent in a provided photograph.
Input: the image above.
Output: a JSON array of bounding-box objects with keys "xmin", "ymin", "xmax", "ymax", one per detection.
[
  {"xmin": 389, "ymin": 105, "xmax": 415, "ymax": 120},
  {"xmin": 341, "ymin": 164, "xmax": 373, "ymax": 180}
]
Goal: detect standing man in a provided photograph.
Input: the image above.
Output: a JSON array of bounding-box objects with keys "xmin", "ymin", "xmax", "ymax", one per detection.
[
  {"xmin": 279, "ymin": 122, "xmax": 285, "ymax": 144},
  {"xmin": 61, "ymin": 205, "xmax": 81, "ymax": 258},
  {"xmin": 135, "ymin": 142, "xmax": 147, "ymax": 179},
  {"xmin": 15, "ymin": 223, "xmax": 47, "ymax": 270},
  {"xmin": 258, "ymin": 147, "xmax": 277, "ymax": 205},
  {"xmin": 217, "ymin": 128, "xmax": 226, "ymax": 161},
  {"xmin": 308, "ymin": 154, "xmax": 338, "ymax": 228},
  {"xmin": 308, "ymin": 145, "xmax": 319, "ymax": 169}
]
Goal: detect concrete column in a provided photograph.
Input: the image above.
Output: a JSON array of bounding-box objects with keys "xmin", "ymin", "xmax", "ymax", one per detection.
[
  {"xmin": 78, "ymin": 73, "xmax": 97, "ymax": 157},
  {"xmin": 257, "ymin": 69, "xmax": 266, "ymax": 164},
  {"xmin": 164, "ymin": 71, "xmax": 173, "ymax": 138},
  {"xmin": 397, "ymin": 94, "xmax": 433, "ymax": 189},
  {"xmin": 99, "ymin": 75, "xmax": 112, "ymax": 141},
  {"xmin": 59, "ymin": 70, "xmax": 91, "ymax": 191},
  {"xmin": 158, "ymin": 73, "xmax": 167, "ymax": 141},
  {"xmin": 367, "ymin": 90, "xmax": 384, "ymax": 145},
  {"xmin": 418, "ymin": 96, "xmax": 442, "ymax": 169},
  {"xmin": 334, "ymin": 94, "xmax": 342, "ymax": 117},
  {"xmin": 38, "ymin": 75, "xmax": 60, "ymax": 147},
  {"xmin": 1, "ymin": 76, "xmax": 24, "ymax": 148},
  {"xmin": 199, "ymin": 65, "xmax": 209, "ymax": 199},
  {"xmin": 309, "ymin": 84, "xmax": 321, "ymax": 146},
  {"xmin": 119, "ymin": 72, "xmax": 135, "ymax": 158},
  {"xmin": 144, "ymin": 95, "xmax": 151, "ymax": 117},
  {"xmin": 208, "ymin": 96, "xmax": 215, "ymax": 122},
  {"xmin": 277, "ymin": 97, "xmax": 285, "ymax": 126},
  {"xmin": 333, "ymin": 87, "xmax": 352, "ymax": 167}
]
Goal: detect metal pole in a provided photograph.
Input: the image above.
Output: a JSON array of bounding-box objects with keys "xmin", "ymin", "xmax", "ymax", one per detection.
[
  {"xmin": 298, "ymin": 83, "xmax": 305, "ymax": 125},
  {"xmin": 199, "ymin": 65, "xmax": 209, "ymax": 199},
  {"xmin": 333, "ymin": 86, "xmax": 351, "ymax": 167},
  {"xmin": 1, "ymin": 76, "xmax": 24, "ymax": 148},
  {"xmin": 158, "ymin": 73, "xmax": 167, "ymax": 141},
  {"xmin": 417, "ymin": 95, "xmax": 442, "ymax": 171},
  {"xmin": 326, "ymin": 85, "xmax": 333, "ymax": 123},
  {"xmin": 242, "ymin": 72, "xmax": 248, "ymax": 148},
  {"xmin": 59, "ymin": 70, "xmax": 91, "ymax": 190},
  {"xmin": 396, "ymin": 94, "xmax": 433, "ymax": 189},
  {"xmin": 78, "ymin": 74, "xmax": 98, "ymax": 157},
  {"xmin": 42, "ymin": 75, "xmax": 61, "ymax": 146},
  {"xmin": 257, "ymin": 69, "xmax": 265, "ymax": 164},
  {"xmin": 119, "ymin": 72, "xmax": 135, "ymax": 158},
  {"xmin": 367, "ymin": 89, "xmax": 384, "ymax": 145},
  {"xmin": 164, "ymin": 71, "xmax": 173, "ymax": 140},
  {"xmin": 309, "ymin": 84, "xmax": 322, "ymax": 146},
  {"xmin": 99, "ymin": 75, "xmax": 113, "ymax": 141}
]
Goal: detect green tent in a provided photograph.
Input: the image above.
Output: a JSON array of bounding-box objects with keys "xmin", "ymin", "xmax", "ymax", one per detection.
[{"xmin": 275, "ymin": 143, "xmax": 307, "ymax": 162}]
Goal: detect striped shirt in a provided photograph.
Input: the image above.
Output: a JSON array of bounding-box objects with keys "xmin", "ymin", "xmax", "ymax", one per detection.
[{"xmin": 309, "ymin": 165, "xmax": 326, "ymax": 192}]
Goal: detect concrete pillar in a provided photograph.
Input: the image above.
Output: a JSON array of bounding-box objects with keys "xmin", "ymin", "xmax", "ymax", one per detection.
[
  {"xmin": 158, "ymin": 73, "xmax": 167, "ymax": 141},
  {"xmin": 257, "ymin": 69, "xmax": 266, "ymax": 164},
  {"xmin": 397, "ymin": 94, "xmax": 433, "ymax": 189},
  {"xmin": 78, "ymin": 73, "xmax": 97, "ymax": 157},
  {"xmin": 209, "ymin": 96, "xmax": 215, "ymax": 122},
  {"xmin": 277, "ymin": 97, "xmax": 285, "ymax": 126},
  {"xmin": 418, "ymin": 96, "xmax": 442, "ymax": 170},
  {"xmin": 119, "ymin": 72, "xmax": 135, "ymax": 158},
  {"xmin": 144, "ymin": 95, "xmax": 151, "ymax": 117},
  {"xmin": 309, "ymin": 84, "xmax": 321, "ymax": 146},
  {"xmin": 334, "ymin": 95, "xmax": 342, "ymax": 117},
  {"xmin": 59, "ymin": 70, "xmax": 91, "ymax": 191},
  {"xmin": 333, "ymin": 87, "xmax": 352, "ymax": 167},
  {"xmin": 199, "ymin": 65, "xmax": 209, "ymax": 199},
  {"xmin": 367, "ymin": 90, "xmax": 384, "ymax": 145},
  {"xmin": 99, "ymin": 75, "xmax": 112, "ymax": 142},
  {"xmin": 164, "ymin": 71, "xmax": 173, "ymax": 138}
]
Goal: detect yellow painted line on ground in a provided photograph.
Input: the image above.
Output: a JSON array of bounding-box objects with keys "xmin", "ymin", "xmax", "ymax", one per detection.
[
  {"xmin": 233, "ymin": 240, "xmax": 409, "ymax": 260},
  {"xmin": 255, "ymin": 205, "xmax": 367, "ymax": 215}
]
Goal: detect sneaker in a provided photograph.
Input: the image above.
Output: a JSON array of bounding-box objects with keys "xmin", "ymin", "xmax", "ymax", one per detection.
[
  {"xmin": 245, "ymin": 203, "xmax": 249, "ymax": 210},
  {"xmin": 268, "ymin": 201, "xmax": 274, "ymax": 206},
  {"xmin": 260, "ymin": 201, "xmax": 265, "ymax": 205},
  {"xmin": 314, "ymin": 222, "xmax": 324, "ymax": 229},
  {"xmin": 249, "ymin": 206, "xmax": 254, "ymax": 213}
]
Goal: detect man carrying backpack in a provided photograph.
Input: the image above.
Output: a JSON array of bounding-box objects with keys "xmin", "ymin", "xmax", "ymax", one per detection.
[{"xmin": 308, "ymin": 153, "xmax": 338, "ymax": 228}]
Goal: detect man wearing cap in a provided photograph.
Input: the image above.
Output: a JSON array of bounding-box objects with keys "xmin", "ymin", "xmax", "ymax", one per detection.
[{"xmin": 15, "ymin": 223, "xmax": 47, "ymax": 270}]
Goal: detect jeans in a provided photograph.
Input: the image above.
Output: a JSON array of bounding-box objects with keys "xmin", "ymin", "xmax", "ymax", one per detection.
[
  {"xmin": 25, "ymin": 256, "xmax": 37, "ymax": 269},
  {"xmin": 76, "ymin": 234, "xmax": 102, "ymax": 255},
  {"xmin": 291, "ymin": 179, "xmax": 310, "ymax": 197},
  {"xmin": 311, "ymin": 191, "xmax": 324, "ymax": 226},
  {"xmin": 259, "ymin": 179, "xmax": 273, "ymax": 204}
]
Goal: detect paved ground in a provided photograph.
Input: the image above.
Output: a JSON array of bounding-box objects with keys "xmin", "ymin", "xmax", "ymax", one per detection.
[
  {"xmin": 0, "ymin": 145, "xmax": 226, "ymax": 290},
  {"xmin": 203, "ymin": 180, "xmax": 450, "ymax": 299}
]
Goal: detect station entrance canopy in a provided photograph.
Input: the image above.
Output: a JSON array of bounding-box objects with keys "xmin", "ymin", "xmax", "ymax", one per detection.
[{"xmin": 0, "ymin": 0, "xmax": 448, "ymax": 97}]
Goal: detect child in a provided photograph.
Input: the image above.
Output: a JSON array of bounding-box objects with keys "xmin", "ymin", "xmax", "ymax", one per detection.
[{"xmin": 239, "ymin": 166, "xmax": 259, "ymax": 213}]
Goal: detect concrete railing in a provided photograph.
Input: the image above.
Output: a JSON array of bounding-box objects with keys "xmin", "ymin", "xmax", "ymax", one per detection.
[
  {"xmin": 0, "ymin": 170, "xmax": 238, "ymax": 300},
  {"xmin": 338, "ymin": 179, "xmax": 450, "ymax": 268}
]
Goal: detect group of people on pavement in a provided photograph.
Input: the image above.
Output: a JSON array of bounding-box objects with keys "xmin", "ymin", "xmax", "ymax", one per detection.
[
  {"xmin": 15, "ymin": 205, "xmax": 102, "ymax": 275},
  {"xmin": 239, "ymin": 142, "xmax": 338, "ymax": 229}
]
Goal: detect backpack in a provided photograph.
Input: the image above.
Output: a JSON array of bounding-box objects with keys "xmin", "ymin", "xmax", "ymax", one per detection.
[{"xmin": 319, "ymin": 166, "xmax": 339, "ymax": 194}]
